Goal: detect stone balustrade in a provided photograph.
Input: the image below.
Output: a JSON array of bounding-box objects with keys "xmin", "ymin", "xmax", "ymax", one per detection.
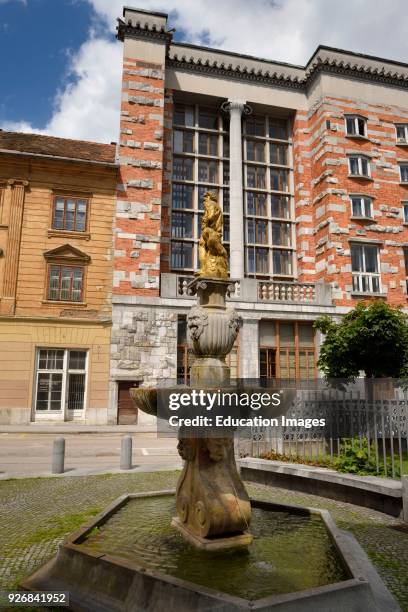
[{"xmin": 160, "ymin": 274, "xmax": 332, "ymax": 305}]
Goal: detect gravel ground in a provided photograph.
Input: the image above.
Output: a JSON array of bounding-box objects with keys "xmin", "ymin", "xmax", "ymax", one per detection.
[{"xmin": 0, "ymin": 471, "xmax": 407, "ymax": 610}]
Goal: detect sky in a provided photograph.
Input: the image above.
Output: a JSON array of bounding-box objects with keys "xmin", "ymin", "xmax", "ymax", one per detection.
[{"xmin": 1, "ymin": 0, "xmax": 408, "ymax": 143}]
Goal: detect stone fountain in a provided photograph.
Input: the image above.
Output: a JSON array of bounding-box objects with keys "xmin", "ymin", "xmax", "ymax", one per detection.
[{"xmin": 21, "ymin": 191, "xmax": 400, "ymax": 611}]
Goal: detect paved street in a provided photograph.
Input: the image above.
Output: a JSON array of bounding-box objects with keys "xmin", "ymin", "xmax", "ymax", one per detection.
[
  {"xmin": 0, "ymin": 433, "xmax": 181, "ymax": 478},
  {"xmin": 0, "ymin": 472, "xmax": 407, "ymax": 610}
]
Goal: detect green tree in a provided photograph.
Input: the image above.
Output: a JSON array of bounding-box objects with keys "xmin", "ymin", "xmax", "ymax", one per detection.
[{"xmin": 314, "ymin": 301, "xmax": 408, "ymax": 380}]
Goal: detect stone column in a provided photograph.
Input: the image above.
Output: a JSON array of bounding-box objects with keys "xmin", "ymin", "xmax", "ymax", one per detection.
[
  {"xmin": 222, "ymin": 100, "xmax": 251, "ymax": 279},
  {"xmin": 1, "ymin": 179, "xmax": 28, "ymax": 314}
]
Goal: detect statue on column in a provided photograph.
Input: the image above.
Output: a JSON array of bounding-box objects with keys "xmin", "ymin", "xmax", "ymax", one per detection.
[{"xmin": 197, "ymin": 191, "xmax": 229, "ymax": 279}]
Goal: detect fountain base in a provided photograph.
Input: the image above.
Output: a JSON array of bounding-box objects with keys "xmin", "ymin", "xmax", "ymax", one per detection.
[
  {"xmin": 171, "ymin": 516, "xmax": 253, "ymax": 551},
  {"xmin": 21, "ymin": 491, "xmax": 399, "ymax": 612}
]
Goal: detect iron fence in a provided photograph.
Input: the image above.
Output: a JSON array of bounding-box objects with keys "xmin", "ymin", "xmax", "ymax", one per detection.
[{"xmin": 240, "ymin": 388, "xmax": 408, "ymax": 480}]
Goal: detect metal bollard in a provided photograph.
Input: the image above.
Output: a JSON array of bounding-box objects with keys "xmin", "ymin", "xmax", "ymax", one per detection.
[
  {"xmin": 120, "ymin": 435, "xmax": 133, "ymax": 470},
  {"xmin": 52, "ymin": 437, "xmax": 65, "ymax": 474}
]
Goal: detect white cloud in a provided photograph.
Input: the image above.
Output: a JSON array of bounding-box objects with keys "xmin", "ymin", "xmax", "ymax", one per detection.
[
  {"xmin": 3, "ymin": 0, "xmax": 408, "ymax": 143},
  {"xmin": 89, "ymin": 0, "xmax": 408, "ymax": 64},
  {"xmin": 1, "ymin": 36, "xmax": 122, "ymax": 143}
]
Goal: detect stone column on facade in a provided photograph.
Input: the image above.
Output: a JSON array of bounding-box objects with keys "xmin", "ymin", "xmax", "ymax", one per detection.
[
  {"xmin": 239, "ymin": 318, "xmax": 259, "ymax": 379},
  {"xmin": 1, "ymin": 179, "xmax": 28, "ymax": 314},
  {"xmin": 221, "ymin": 100, "xmax": 251, "ymax": 280}
]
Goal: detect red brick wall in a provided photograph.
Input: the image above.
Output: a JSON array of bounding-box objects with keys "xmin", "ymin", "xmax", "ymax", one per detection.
[
  {"xmin": 293, "ymin": 96, "xmax": 408, "ymax": 307},
  {"xmin": 114, "ymin": 57, "xmax": 166, "ymax": 297}
]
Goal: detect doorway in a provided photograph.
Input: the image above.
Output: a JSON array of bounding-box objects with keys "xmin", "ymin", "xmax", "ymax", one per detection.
[{"xmin": 117, "ymin": 381, "xmax": 139, "ymax": 425}]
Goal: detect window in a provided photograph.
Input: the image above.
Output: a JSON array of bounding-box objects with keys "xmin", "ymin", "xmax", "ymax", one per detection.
[
  {"xmin": 404, "ymin": 249, "xmax": 408, "ymax": 294},
  {"xmin": 198, "ymin": 160, "xmax": 218, "ymax": 183},
  {"xmin": 247, "ymin": 192, "xmax": 267, "ymax": 216},
  {"xmin": 198, "ymin": 108, "xmax": 218, "ymax": 130},
  {"xmin": 247, "ymin": 166, "xmax": 266, "ymax": 189},
  {"xmin": 199, "ymin": 133, "xmax": 218, "ymax": 156},
  {"xmin": 52, "ymin": 196, "xmax": 88, "ymax": 232},
  {"xmin": 271, "ymin": 195, "xmax": 290, "ymax": 219},
  {"xmin": 270, "ymin": 168, "xmax": 289, "ymax": 191},
  {"xmin": 172, "ymin": 183, "xmax": 194, "ymax": 209},
  {"xmin": 173, "ymin": 157, "xmax": 193, "ymax": 181},
  {"xmin": 269, "ymin": 119, "xmax": 287, "ymax": 140},
  {"xmin": 247, "ymin": 247, "xmax": 269, "ymax": 275},
  {"xmin": 246, "ymin": 140, "xmax": 265, "ymax": 162},
  {"xmin": 174, "ymin": 105, "xmax": 194, "ymax": 127},
  {"xmin": 272, "ymin": 222, "xmax": 291, "ymax": 247},
  {"xmin": 272, "ymin": 249, "xmax": 292, "ymax": 275},
  {"xmin": 400, "ymin": 164, "xmax": 408, "ymax": 183},
  {"xmin": 247, "ymin": 219, "xmax": 268, "ymax": 244},
  {"xmin": 270, "ymin": 143, "xmax": 287, "ymax": 165},
  {"xmin": 171, "ymin": 211, "xmax": 193, "ymax": 238},
  {"xmin": 259, "ymin": 321, "xmax": 316, "ymax": 379},
  {"xmin": 173, "ymin": 130, "xmax": 194, "ymax": 153},
  {"xmin": 243, "ymin": 114, "xmax": 294, "ymax": 278},
  {"xmin": 396, "ymin": 124, "xmax": 408, "ymax": 143},
  {"xmin": 171, "ymin": 241, "xmax": 193, "ymax": 269},
  {"xmin": 351, "ymin": 243, "xmax": 381, "ymax": 293},
  {"xmin": 48, "ymin": 265, "xmax": 84, "ymax": 302},
  {"xmin": 350, "ymin": 196, "xmax": 373, "ymax": 218},
  {"xmin": 171, "ymin": 104, "xmax": 229, "ymax": 271},
  {"xmin": 245, "ymin": 116, "xmax": 265, "ymax": 137},
  {"xmin": 403, "ymin": 202, "xmax": 408, "ymax": 222},
  {"xmin": 348, "ymin": 156, "xmax": 370, "ymax": 177},
  {"xmin": 34, "ymin": 348, "xmax": 87, "ymax": 413},
  {"xmin": 345, "ymin": 115, "xmax": 367, "ymax": 137}
]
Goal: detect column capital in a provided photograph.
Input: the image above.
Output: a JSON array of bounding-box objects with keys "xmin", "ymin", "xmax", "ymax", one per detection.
[
  {"xmin": 7, "ymin": 179, "xmax": 29, "ymax": 187},
  {"xmin": 221, "ymin": 100, "xmax": 252, "ymax": 115}
]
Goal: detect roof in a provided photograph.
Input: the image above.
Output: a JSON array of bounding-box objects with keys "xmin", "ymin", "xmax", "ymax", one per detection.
[{"xmin": 0, "ymin": 131, "xmax": 117, "ymax": 165}]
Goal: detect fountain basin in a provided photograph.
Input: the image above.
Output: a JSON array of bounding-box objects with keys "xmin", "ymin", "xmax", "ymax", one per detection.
[{"xmin": 21, "ymin": 490, "xmax": 398, "ymax": 611}]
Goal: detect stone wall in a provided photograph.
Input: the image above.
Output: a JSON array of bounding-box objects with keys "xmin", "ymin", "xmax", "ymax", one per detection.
[{"xmin": 111, "ymin": 304, "xmax": 178, "ymax": 384}]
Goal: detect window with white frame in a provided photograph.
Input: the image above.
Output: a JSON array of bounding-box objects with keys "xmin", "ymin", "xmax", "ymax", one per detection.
[
  {"xmin": 345, "ymin": 115, "xmax": 367, "ymax": 137},
  {"xmin": 400, "ymin": 164, "xmax": 408, "ymax": 183},
  {"xmin": 404, "ymin": 249, "xmax": 408, "ymax": 294},
  {"xmin": 350, "ymin": 243, "xmax": 381, "ymax": 293},
  {"xmin": 403, "ymin": 202, "xmax": 408, "ymax": 222},
  {"xmin": 171, "ymin": 104, "xmax": 230, "ymax": 270},
  {"xmin": 350, "ymin": 195, "xmax": 373, "ymax": 218},
  {"xmin": 396, "ymin": 124, "xmax": 408, "ymax": 143},
  {"xmin": 34, "ymin": 349, "xmax": 87, "ymax": 412},
  {"xmin": 243, "ymin": 115, "xmax": 294, "ymax": 277},
  {"xmin": 348, "ymin": 156, "xmax": 370, "ymax": 177}
]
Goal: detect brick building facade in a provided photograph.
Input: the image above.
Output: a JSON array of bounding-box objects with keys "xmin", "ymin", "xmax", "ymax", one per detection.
[
  {"xmin": 2, "ymin": 6, "xmax": 408, "ymax": 425},
  {"xmin": 110, "ymin": 7, "xmax": 408, "ymax": 425}
]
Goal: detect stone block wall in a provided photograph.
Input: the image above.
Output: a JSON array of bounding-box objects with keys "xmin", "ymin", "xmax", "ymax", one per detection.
[
  {"xmin": 114, "ymin": 55, "xmax": 166, "ymax": 297},
  {"xmin": 111, "ymin": 305, "xmax": 178, "ymax": 384},
  {"xmin": 293, "ymin": 95, "xmax": 408, "ymax": 306}
]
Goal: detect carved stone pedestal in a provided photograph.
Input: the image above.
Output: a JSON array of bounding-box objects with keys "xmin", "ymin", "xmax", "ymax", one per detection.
[{"xmin": 172, "ymin": 277, "xmax": 252, "ymax": 549}]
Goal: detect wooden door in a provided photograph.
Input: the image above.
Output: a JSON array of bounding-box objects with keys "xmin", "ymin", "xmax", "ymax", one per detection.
[{"xmin": 117, "ymin": 381, "xmax": 139, "ymax": 425}]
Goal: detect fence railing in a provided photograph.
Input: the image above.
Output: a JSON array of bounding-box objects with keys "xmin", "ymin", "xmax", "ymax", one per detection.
[{"xmin": 239, "ymin": 395, "xmax": 408, "ymax": 480}]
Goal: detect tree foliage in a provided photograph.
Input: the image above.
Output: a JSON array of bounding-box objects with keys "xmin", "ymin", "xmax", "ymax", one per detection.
[{"xmin": 314, "ymin": 301, "xmax": 408, "ymax": 380}]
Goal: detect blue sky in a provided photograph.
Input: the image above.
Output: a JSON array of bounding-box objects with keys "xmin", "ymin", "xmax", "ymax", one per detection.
[
  {"xmin": 0, "ymin": 0, "xmax": 98, "ymax": 127},
  {"xmin": 1, "ymin": 0, "xmax": 408, "ymax": 143}
]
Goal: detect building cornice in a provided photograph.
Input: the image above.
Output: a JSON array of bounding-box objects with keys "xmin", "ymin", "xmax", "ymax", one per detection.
[
  {"xmin": 167, "ymin": 43, "xmax": 408, "ymax": 91},
  {"xmin": 116, "ymin": 17, "xmax": 172, "ymax": 44}
]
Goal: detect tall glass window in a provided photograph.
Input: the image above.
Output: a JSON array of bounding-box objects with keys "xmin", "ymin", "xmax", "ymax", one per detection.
[
  {"xmin": 171, "ymin": 104, "xmax": 229, "ymax": 270},
  {"xmin": 243, "ymin": 114, "xmax": 294, "ymax": 277}
]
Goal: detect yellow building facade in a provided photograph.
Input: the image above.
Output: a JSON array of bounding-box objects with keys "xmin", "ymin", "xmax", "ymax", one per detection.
[{"xmin": 0, "ymin": 133, "xmax": 118, "ymax": 424}]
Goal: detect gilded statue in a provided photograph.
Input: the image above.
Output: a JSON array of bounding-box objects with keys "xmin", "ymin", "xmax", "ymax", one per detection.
[{"xmin": 197, "ymin": 191, "xmax": 229, "ymax": 279}]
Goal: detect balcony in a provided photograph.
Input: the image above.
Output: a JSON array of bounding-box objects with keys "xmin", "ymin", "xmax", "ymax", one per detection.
[{"xmin": 160, "ymin": 274, "xmax": 332, "ymax": 305}]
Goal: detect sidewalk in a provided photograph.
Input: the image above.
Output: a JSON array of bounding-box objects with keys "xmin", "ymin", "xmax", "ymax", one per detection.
[
  {"xmin": 0, "ymin": 424, "xmax": 156, "ymax": 433},
  {"xmin": 0, "ymin": 431, "xmax": 180, "ymax": 479}
]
